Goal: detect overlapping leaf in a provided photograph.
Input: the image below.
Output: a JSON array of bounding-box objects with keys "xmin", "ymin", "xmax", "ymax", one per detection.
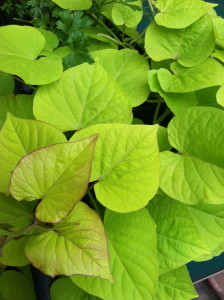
[
  {"xmin": 148, "ymin": 70, "xmax": 197, "ymax": 114},
  {"xmin": 148, "ymin": 192, "xmax": 224, "ymax": 274},
  {"xmin": 217, "ymin": 85, "xmax": 224, "ymax": 107},
  {"xmin": 0, "ymin": 94, "xmax": 34, "ymax": 129},
  {"xmin": 71, "ymin": 124, "xmax": 159, "ymax": 213},
  {"xmin": 157, "ymin": 59, "xmax": 224, "ymax": 93},
  {"xmin": 0, "ymin": 194, "xmax": 35, "ymax": 235},
  {"xmin": 50, "ymin": 277, "xmax": 100, "ymax": 300},
  {"xmin": 10, "ymin": 136, "xmax": 97, "ymax": 223},
  {"xmin": 0, "ymin": 25, "xmax": 63, "ymax": 85},
  {"xmin": 155, "ymin": 266, "xmax": 198, "ymax": 300},
  {"xmin": 0, "ymin": 237, "xmax": 29, "ymax": 266},
  {"xmin": 160, "ymin": 107, "xmax": 224, "ymax": 204},
  {"xmin": 0, "ymin": 267, "xmax": 36, "ymax": 300},
  {"xmin": 145, "ymin": 15, "xmax": 215, "ymax": 67},
  {"xmin": 25, "ymin": 202, "xmax": 112, "ymax": 279},
  {"xmin": 72, "ymin": 208, "xmax": 158, "ymax": 300},
  {"xmin": 154, "ymin": 0, "xmax": 216, "ymax": 29},
  {"xmin": 112, "ymin": 0, "xmax": 142, "ymax": 28},
  {"xmin": 37, "ymin": 28, "xmax": 59, "ymax": 56},
  {"xmin": 0, "ymin": 114, "xmax": 66, "ymax": 195},
  {"xmin": 51, "ymin": 0, "xmax": 92, "ymax": 10},
  {"xmin": 34, "ymin": 62, "xmax": 132, "ymax": 132},
  {"xmin": 92, "ymin": 49, "xmax": 150, "ymax": 107},
  {"xmin": 213, "ymin": 17, "xmax": 224, "ymax": 49},
  {"xmin": 0, "ymin": 72, "xmax": 14, "ymax": 97}
]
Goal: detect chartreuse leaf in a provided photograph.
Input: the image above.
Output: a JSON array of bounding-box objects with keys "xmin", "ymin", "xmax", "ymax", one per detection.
[
  {"xmin": 148, "ymin": 193, "xmax": 212, "ymax": 274},
  {"xmin": 112, "ymin": 0, "xmax": 142, "ymax": 28},
  {"xmin": 0, "ymin": 236, "xmax": 29, "ymax": 266},
  {"xmin": 155, "ymin": 266, "xmax": 198, "ymax": 300},
  {"xmin": 0, "ymin": 194, "xmax": 35, "ymax": 235},
  {"xmin": 148, "ymin": 70, "xmax": 197, "ymax": 114},
  {"xmin": 213, "ymin": 17, "xmax": 224, "ymax": 49},
  {"xmin": 51, "ymin": 0, "xmax": 92, "ymax": 10},
  {"xmin": 160, "ymin": 107, "xmax": 224, "ymax": 205},
  {"xmin": 50, "ymin": 277, "xmax": 100, "ymax": 300},
  {"xmin": 37, "ymin": 28, "xmax": 59, "ymax": 56},
  {"xmin": 33, "ymin": 62, "xmax": 132, "ymax": 132},
  {"xmin": 154, "ymin": 0, "xmax": 216, "ymax": 29},
  {"xmin": 213, "ymin": 50, "xmax": 224, "ymax": 62},
  {"xmin": 157, "ymin": 59, "xmax": 224, "ymax": 93},
  {"xmin": 0, "ymin": 25, "xmax": 63, "ymax": 85},
  {"xmin": 0, "ymin": 114, "xmax": 66, "ymax": 195},
  {"xmin": 10, "ymin": 136, "xmax": 97, "ymax": 223},
  {"xmin": 0, "ymin": 72, "xmax": 14, "ymax": 97},
  {"xmin": 0, "ymin": 94, "xmax": 34, "ymax": 129},
  {"xmin": 195, "ymin": 86, "xmax": 221, "ymax": 108},
  {"xmin": 71, "ymin": 124, "xmax": 159, "ymax": 213},
  {"xmin": 92, "ymin": 49, "xmax": 150, "ymax": 107},
  {"xmin": 157, "ymin": 127, "xmax": 171, "ymax": 152},
  {"xmin": 217, "ymin": 85, "xmax": 224, "ymax": 107},
  {"xmin": 25, "ymin": 202, "xmax": 112, "ymax": 279},
  {"xmin": 72, "ymin": 208, "xmax": 158, "ymax": 300},
  {"xmin": 145, "ymin": 15, "xmax": 215, "ymax": 67},
  {"xmin": 0, "ymin": 267, "xmax": 36, "ymax": 300}
]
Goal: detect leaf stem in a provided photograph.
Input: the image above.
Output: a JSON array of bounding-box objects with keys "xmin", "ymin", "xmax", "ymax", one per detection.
[
  {"xmin": 147, "ymin": 0, "xmax": 155, "ymax": 13},
  {"xmin": 87, "ymin": 187, "xmax": 102, "ymax": 218},
  {"xmin": 153, "ymin": 101, "xmax": 162, "ymax": 124},
  {"xmin": 13, "ymin": 18, "xmax": 32, "ymax": 24},
  {"xmin": 156, "ymin": 108, "xmax": 171, "ymax": 124}
]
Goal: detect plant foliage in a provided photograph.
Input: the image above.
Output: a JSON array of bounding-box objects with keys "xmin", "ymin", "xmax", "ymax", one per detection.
[{"xmin": 0, "ymin": 0, "xmax": 224, "ymax": 299}]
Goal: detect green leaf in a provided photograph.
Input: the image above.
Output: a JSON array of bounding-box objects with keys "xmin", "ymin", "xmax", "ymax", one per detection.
[
  {"xmin": 154, "ymin": 0, "xmax": 216, "ymax": 29},
  {"xmin": 195, "ymin": 86, "xmax": 221, "ymax": 108},
  {"xmin": 37, "ymin": 28, "xmax": 59, "ymax": 56},
  {"xmin": 145, "ymin": 15, "xmax": 215, "ymax": 67},
  {"xmin": 212, "ymin": 50, "xmax": 224, "ymax": 62},
  {"xmin": 155, "ymin": 266, "xmax": 198, "ymax": 300},
  {"xmin": 0, "ymin": 114, "xmax": 67, "ymax": 195},
  {"xmin": 0, "ymin": 194, "xmax": 35, "ymax": 235},
  {"xmin": 0, "ymin": 94, "xmax": 34, "ymax": 129},
  {"xmin": 25, "ymin": 202, "xmax": 112, "ymax": 279},
  {"xmin": 160, "ymin": 107, "xmax": 224, "ymax": 205},
  {"xmin": 0, "ymin": 236, "xmax": 29, "ymax": 266},
  {"xmin": 72, "ymin": 208, "xmax": 158, "ymax": 300},
  {"xmin": 217, "ymin": 85, "xmax": 224, "ymax": 107},
  {"xmin": 92, "ymin": 49, "xmax": 150, "ymax": 107},
  {"xmin": 10, "ymin": 136, "xmax": 97, "ymax": 223},
  {"xmin": 148, "ymin": 193, "xmax": 211, "ymax": 274},
  {"xmin": 0, "ymin": 267, "xmax": 36, "ymax": 300},
  {"xmin": 0, "ymin": 72, "xmax": 14, "ymax": 97},
  {"xmin": 51, "ymin": 0, "xmax": 92, "ymax": 10},
  {"xmin": 50, "ymin": 277, "xmax": 100, "ymax": 300},
  {"xmin": 0, "ymin": 25, "xmax": 63, "ymax": 85},
  {"xmin": 148, "ymin": 70, "xmax": 197, "ymax": 114},
  {"xmin": 157, "ymin": 59, "xmax": 224, "ymax": 93},
  {"xmin": 33, "ymin": 62, "xmax": 132, "ymax": 132},
  {"xmin": 157, "ymin": 127, "xmax": 171, "ymax": 152},
  {"xmin": 71, "ymin": 124, "xmax": 159, "ymax": 213},
  {"xmin": 112, "ymin": 0, "xmax": 143, "ymax": 28},
  {"xmin": 213, "ymin": 17, "xmax": 224, "ymax": 49}
]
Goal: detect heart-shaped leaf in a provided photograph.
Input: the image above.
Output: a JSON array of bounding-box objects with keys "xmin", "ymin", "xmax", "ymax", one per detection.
[
  {"xmin": 72, "ymin": 208, "xmax": 158, "ymax": 300},
  {"xmin": 25, "ymin": 202, "xmax": 112, "ymax": 280},
  {"xmin": 0, "ymin": 25, "xmax": 63, "ymax": 85},
  {"xmin": 92, "ymin": 49, "xmax": 150, "ymax": 107},
  {"xmin": 154, "ymin": 0, "xmax": 216, "ymax": 29},
  {"xmin": 34, "ymin": 62, "xmax": 132, "ymax": 132},
  {"xmin": 157, "ymin": 58, "xmax": 224, "ymax": 93},
  {"xmin": 51, "ymin": 0, "xmax": 92, "ymax": 10},
  {"xmin": 160, "ymin": 107, "xmax": 224, "ymax": 205},
  {"xmin": 0, "ymin": 114, "xmax": 66, "ymax": 195},
  {"xmin": 10, "ymin": 136, "xmax": 97, "ymax": 223},
  {"xmin": 145, "ymin": 15, "xmax": 215, "ymax": 67},
  {"xmin": 71, "ymin": 124, "xmax": 159, "ymax": 213}
]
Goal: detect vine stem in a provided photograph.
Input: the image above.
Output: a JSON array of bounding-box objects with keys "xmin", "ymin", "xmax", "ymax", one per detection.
[
  {"xmin": 147, "ymin": 0, "xmax": 155, "ymax": 13},
  {"xmin": 156, "ymin": 108, "xmax": 171, "ymax": 124}
]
